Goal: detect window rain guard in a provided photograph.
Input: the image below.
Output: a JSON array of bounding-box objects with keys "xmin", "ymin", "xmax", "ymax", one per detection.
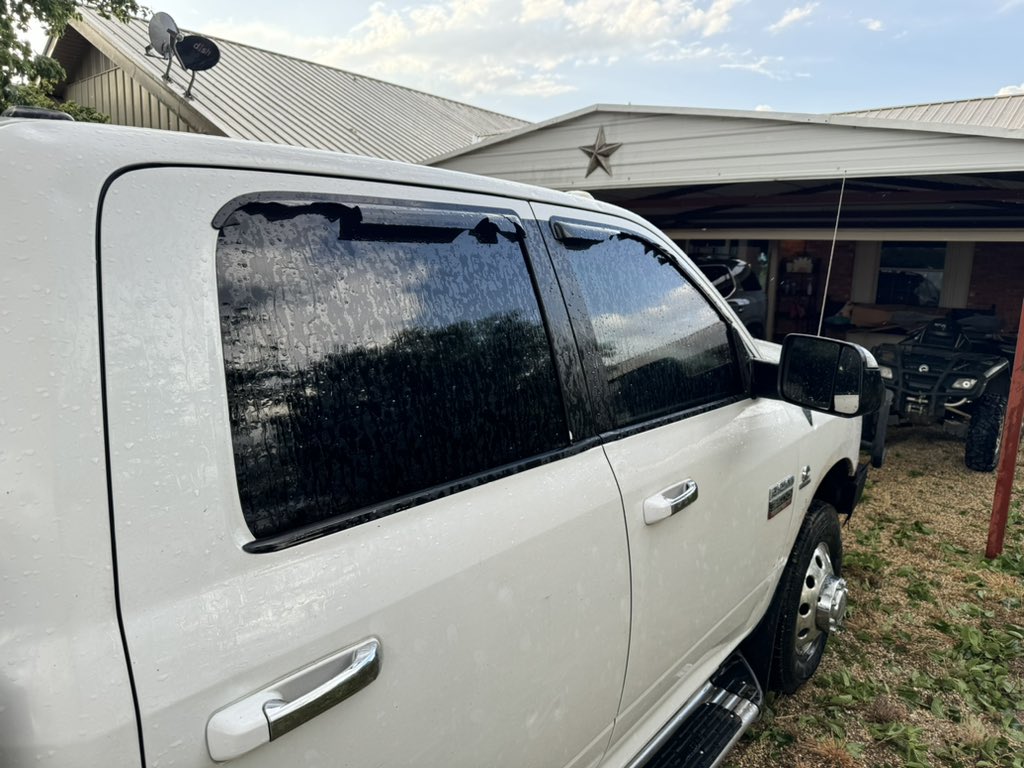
[
  {"xmin": 551, "ymin": 218, "xmax": 673, "ymax": 263},
  {"xmin": 213, "ymin": 193, "xmax": 524, "ymax": 245}
]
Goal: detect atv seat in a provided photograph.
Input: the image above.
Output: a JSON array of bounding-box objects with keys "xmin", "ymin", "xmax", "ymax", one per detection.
[{"xmin": 919, "ymin": 320, "xmax": 959, "ymax": 349}]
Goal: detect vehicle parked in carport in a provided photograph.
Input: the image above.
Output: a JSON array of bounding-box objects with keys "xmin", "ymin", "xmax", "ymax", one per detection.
[
  {"xmin": 694, "ymin": 257, "xmax": 768, "ymax": 339},
  {"xmin": 873, "ymin": 312, "xmax": 1015, "ymax": 471},
  {"xmin": 2, "ymin": 117, "xmax": 884, "ymax": 768}
]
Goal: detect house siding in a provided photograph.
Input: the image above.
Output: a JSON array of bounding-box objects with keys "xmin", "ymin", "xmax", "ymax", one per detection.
[
  {"xmin": 63, "ymin": 45, "xmax": 201, "ymax": 132},
  {"xmin": 969, "ymin": 243, "xmax": 1024, "ymax": 332}
]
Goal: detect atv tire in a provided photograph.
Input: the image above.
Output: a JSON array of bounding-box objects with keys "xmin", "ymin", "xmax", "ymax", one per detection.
[{"xmin": 965, "ymin": 392, "xmax": 1007, "ymax": 472}]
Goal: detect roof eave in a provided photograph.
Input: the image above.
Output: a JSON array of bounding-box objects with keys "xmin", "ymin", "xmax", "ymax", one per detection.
[
  {"xmin": 422, "ymin": 103, "xmax": 603, "ymax": 165},
  {"xmin": 424, "ymin": 102, "xmax": 1024, "ymax": 166}
]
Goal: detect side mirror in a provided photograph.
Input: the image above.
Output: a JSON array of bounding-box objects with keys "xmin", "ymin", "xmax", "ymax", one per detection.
[{"xmin": 779, "ymin": 335, "xmax": 884, "ymax": 417}]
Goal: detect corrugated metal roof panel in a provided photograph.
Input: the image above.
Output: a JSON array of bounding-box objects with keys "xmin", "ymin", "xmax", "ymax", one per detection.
[
  {"xmin": 843, "ymin": 94, "xmax": 1024, "ymax": 131},
  {"xmin": 69, "ymin": 8, "xmax": 528, "ymax": 162}
]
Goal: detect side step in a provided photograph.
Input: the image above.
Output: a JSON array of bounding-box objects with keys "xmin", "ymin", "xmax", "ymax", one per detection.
[{"xmin": 627, "ymin": 655, "xmax": 763, "ymax": 768}]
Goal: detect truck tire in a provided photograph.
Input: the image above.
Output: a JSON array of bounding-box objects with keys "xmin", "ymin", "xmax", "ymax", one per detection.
[
  {"xmin": 769, "ymin": 500, "xmax": 845, "ymax": 694},
  {"xmin": 965, "ymin": 391, "xmax": 1006, "ymax": 472}
]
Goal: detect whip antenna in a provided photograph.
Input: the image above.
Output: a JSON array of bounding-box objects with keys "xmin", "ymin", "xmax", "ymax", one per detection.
[{"xmin": 817, "ymin": 174, "xmax": 847, "ymax": 336}]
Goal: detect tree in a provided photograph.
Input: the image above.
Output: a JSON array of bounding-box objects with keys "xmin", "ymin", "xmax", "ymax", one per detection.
[{"xmin": 1, "ymin": 1, "xmax": 144, "ymax": 120}]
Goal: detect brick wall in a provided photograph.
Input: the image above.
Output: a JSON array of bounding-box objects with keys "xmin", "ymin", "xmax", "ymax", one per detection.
[
  {"xmin": 778, "ymin": 240, "xmax": 855, "ymax": 303},
  {"xmin": 969, "ymin": 243, "xmax": 1024, "ymax": 333},
  {"xmin": 773, "ymin": 240, "xmax": 856, "ymax": 335}
]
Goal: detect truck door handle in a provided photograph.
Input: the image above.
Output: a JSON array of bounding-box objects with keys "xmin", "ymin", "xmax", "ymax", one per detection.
[
  {"xmin": 206, "ymin": 637, "xmax": 381, "ymax": 762},
  {"xmin": 643, "ymin": 480, "xmax": 698, "ymax": 525}
]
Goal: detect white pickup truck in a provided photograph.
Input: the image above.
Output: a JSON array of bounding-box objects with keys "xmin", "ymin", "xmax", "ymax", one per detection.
[{"xmin": 0, "ymin": 117, "xmax": 883, "ymax": 768}]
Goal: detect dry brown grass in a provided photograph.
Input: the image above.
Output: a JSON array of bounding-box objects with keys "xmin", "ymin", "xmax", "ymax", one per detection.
[
  {"xmin": 724, "ymin": 425, "xmax": 1024, "ymax": 768},
  {"xmin": 799, "ymin": 737, "xmax": 861, "ymax": 768}
]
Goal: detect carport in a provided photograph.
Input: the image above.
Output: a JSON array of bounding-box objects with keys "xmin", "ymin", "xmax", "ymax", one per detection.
[{"xmin": 428, "ymin": 105, "xmax": 1024, "ymax": 340}]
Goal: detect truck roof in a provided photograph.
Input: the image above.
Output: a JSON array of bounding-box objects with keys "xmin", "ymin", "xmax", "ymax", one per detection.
[{"xmin": 0, "ymin": 118, "xmax": 629, "ymax": 220}]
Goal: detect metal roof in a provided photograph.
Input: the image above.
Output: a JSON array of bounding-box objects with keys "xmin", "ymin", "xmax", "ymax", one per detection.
[
  {"xmin": 52, "ymin": 8, "xmax": 528, "ymax": 163},
  {"xmin": 843, "ymin": 94, "xmax": 1024, "ymax": 132},
  {"xmin": 423, "ymin": 104, "xmax": 1024, "ymax": 239}
]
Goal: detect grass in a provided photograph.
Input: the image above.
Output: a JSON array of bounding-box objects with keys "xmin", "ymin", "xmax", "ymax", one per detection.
[{"xmin": 725, "ymin": 426, "xmax": 1024, "ymax": 768}]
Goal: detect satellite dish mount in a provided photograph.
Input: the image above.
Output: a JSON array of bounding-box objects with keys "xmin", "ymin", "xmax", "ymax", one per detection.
[
  {"xmin": 144, "ymin": 12, "xmax": 221, "ymax": 99},
  {"xmin": 145, "ymin": 12, "xmax": 181, "ymax": 82}
]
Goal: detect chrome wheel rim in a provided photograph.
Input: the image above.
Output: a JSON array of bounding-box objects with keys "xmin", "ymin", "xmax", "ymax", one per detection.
[{"xmin": 794, "ymin": 542, "xmax": 847, "ymax": 658}]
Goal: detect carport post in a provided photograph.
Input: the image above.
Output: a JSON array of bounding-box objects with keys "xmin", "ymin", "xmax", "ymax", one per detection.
[{"xmin": 987, "ymin": 299, "xmax": 1024, "ymax": 558}]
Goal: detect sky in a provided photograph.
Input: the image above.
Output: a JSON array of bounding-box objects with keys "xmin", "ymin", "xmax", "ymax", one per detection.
[{"xmin": 27, "ymin": 1, "xmax": 1024, "ymax": 121}]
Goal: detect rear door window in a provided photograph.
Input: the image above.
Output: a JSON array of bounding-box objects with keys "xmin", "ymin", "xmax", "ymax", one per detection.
[{"xmin": 216, "ymin": 198, "xmax": 568, "ymax": 541}]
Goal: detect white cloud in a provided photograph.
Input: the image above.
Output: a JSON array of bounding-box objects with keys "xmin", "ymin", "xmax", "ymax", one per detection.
[
  {"xmin": 687, "ymin": 0, "xmax": 739, "ymax": 37},
  {"xmin": 520, "ymin": 0, "xmax": 564, "ymax": 23},
  {"xmin": 767, "ymin": 3, "xmax": 818, "ymax": 34},
  {"xmin": 860, "ymin": 17, "xmax": 884, "ymax": 32},
  {"xmin": 202, "ymin": 1, "xmax": 747, "ymax": 102},
  {"xmin": 199, "ymin": 20, "xmax": 330, "ymax": 57},
  {"xmin": 721, "ymin": 54, "xmax": 788, "ymax": 80},
  {"xmin": 997, "ymin": 83, "xmax": 1024, "ymax": 96},
  {"xmin": 755, "ymin": 104, "xmax": 774, "ymax": 111},
  {"xmin": 592, "ymin": 284, "xmax": 712, "ymax": 368},
  {"xmin": 646, "ymin": 40, "xmax": 719, "ymax": 62}
]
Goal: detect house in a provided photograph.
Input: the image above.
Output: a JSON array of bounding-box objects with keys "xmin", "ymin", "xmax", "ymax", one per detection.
[
  {"xmin": 47, "ymin": 9, "xmax": 1024, "ymax": 339},
  {"xmin": 45, "ymin": 7, "xmax": 527, "ymax": 163},
  {"xmin": 427, "ymin": 101, "xmax": 1024, "ymax": 339}
]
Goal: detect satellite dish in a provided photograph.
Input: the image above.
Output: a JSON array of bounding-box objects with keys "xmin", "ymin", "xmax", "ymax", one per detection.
[
  {"xmin": 143, "ymin": 12, "xmax": 222, "ymax": 99},
  {"xmin": 147, "ymin": 12, "xmax": 180, "ymax": 59},
  {"xmin": 175, "ymin": 36, "xmax": 221, "ymax": 72},
  {"xmin": 174, "ymin": 35, "xmax": 222, "ymax": 99}
]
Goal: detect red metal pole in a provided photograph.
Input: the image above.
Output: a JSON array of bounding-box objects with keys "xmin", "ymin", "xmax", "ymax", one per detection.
[{"xmin": 988, "ymin": 300, "xmax": 1024, "ymax": 559}]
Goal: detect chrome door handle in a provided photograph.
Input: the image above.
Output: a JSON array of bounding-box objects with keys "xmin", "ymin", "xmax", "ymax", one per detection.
[
  {"xmin": 207, "ymin": 637, "xmax": 381, "ymax": 761},
  {"xmin": 263, "ymin": 637, "xmax": 380, "ymax": 739},
  {"xmin": 643, "ymin": 480, "xmax": 698, "ymax": 525}
]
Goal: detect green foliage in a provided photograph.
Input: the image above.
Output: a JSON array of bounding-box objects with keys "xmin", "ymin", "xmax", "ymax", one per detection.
[
  {"xmin": 729, "ymin": 436, "xmax": 1024, "ymax": 768},
  {"xmin": 843, "ymin": 549, "xmax": 886, "ymax": 574},
  {"xmin": 1, "ymin": 1, "xmax": 145, "ymax": 119},
  {"xmin": 905, "ymin": 578, "xmax": 936, "ymax": 603},
  {"xmin": 867, "ymin": 722, "xmax": 932, "ymax": 767},
  {"xmin": 5, "ymin": 80, "xmax": 109, "ymax": 121},
  {"xmin": 983, "ymin": 549, "xmax": 1024, "ymax": 577}
]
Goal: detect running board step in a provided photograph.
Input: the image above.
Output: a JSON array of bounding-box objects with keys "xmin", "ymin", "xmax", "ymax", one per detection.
[{"xmin": 632, "ymin": 655, "xmax": 763, "ymax": 768}]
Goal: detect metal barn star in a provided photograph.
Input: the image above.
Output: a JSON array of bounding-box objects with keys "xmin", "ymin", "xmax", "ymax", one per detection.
[{"xmin": 578, "ymin": 126, "xmax": 622, "ymax": 177}]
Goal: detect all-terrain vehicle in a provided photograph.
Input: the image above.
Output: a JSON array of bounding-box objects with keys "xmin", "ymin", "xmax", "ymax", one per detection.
[{"xmin": 872, "ymin": 312, "xmax": 1015, "ymax": 471}]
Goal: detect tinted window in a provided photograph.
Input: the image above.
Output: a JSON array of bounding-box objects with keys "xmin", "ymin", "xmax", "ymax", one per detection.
[
  {"xmin": 553, "ymin": 226, "xmax": 742, "ymax": 428},
  {"xmin": 740, "ymin": 269, "xmax": 763, "ymax": 292},
  {"xmin": 876, "ymin": 242, "xmax": 945, "ymax": 306},
  {"xmin": 216, "ymin": 199, "xmax": 567, "ymax": 540}
]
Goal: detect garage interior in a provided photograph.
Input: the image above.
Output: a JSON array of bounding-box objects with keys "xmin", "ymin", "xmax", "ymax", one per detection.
[{"xmin": 595, "ymin": 171, "xmax": 1024, "ymax": 342}]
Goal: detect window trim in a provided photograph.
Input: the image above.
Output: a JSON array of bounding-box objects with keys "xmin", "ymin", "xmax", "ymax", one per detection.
[
  {"xmin": 242, "ymin": 438, "xmax": 604, "ymax": 553},
  {"xmin": 216, "ymin": 193, "xmax": 579, "ymax": 549}
]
